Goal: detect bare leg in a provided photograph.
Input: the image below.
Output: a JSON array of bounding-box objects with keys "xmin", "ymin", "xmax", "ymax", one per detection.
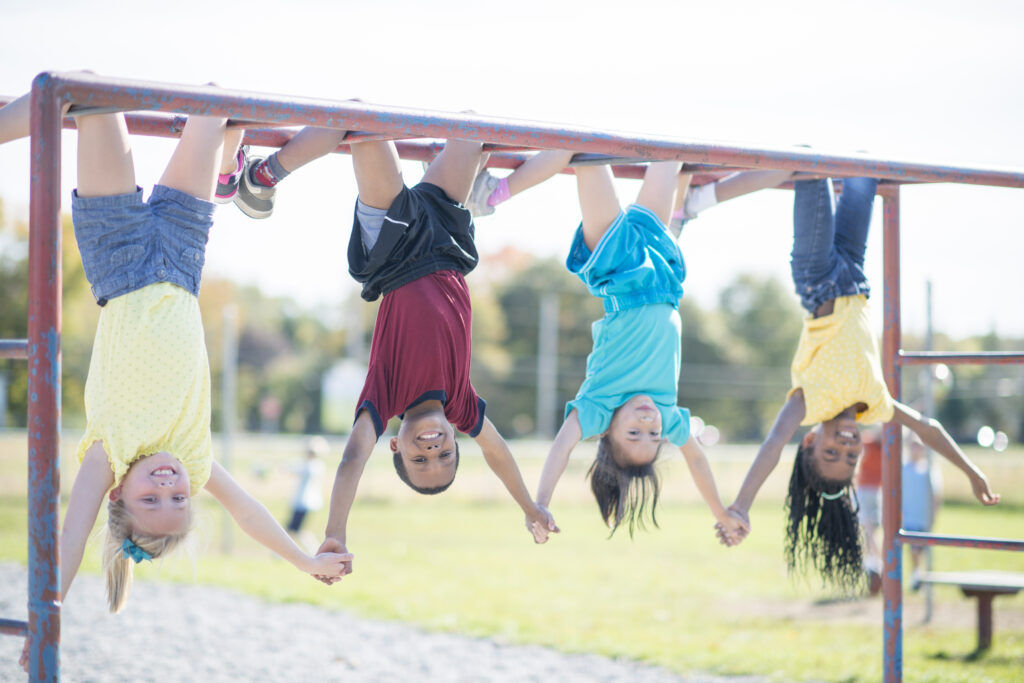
[
  {"xmin": 713, "ymin": 169, "xmax": 794, "ymax": 203},
  {"xmin": 634, "ymin": 161, "xmax": 683, "ymax": 225},
  {"xmin": 76, "ymin": 114, "xmax": 136, "ymax": 198},
  {"xmin": 275, "ymin": 127, "xmax": 349, "ymax": 174},
  {"xmin": 158, "ymin": 115, "xmax": 228, "ymax": 201},
  {"xmin": 506, "ymin": 150, "xmax": 574, "ymax": 197},
  {"xmin": 575, "ymin": 165, "xmax": 621, "ymax": 251},
  {"xmin": 421, "ymin": 139, "xmax": 484, "ymax": 205},
  {"xmin": 671, "ymin": 173, "xmax": 694, "ymax": 214},
  {"xmin": 220, "ymin": 128, "xmax": 244, "ymax": 175},
  {"xmin": 0, "ymin": 93, "xmax": 32, "ymax": 145},
  {"xmin": 351, "ymin": 141, "xmax": 404, "ymax": 210}
]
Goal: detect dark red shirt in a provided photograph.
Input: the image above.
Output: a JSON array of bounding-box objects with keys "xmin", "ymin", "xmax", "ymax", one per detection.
[
  {"xmin": 356, "ymin": 270, "xmax": 485, "ymax": 438},
  {"xmin": 856, "ymin": 432, "xmax": 883, "ymax": 487}
]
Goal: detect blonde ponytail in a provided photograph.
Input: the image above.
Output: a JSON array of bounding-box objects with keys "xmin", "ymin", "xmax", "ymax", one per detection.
[{"xmin": 102, "ymin": 498, "xmax": 192, "ymax": 613}]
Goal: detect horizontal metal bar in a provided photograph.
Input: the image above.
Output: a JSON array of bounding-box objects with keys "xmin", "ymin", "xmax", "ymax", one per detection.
[
  {"xmin": 0, "ymin": 618, "xmax": 28, "ymax": 637},
  {"xmin": 899, "ymin": 351, "xmax": 1024, "ymax": 366},
  {"xmin": 900, "ymin": 530, "xmax": 1024, "ymax": 551},
  {"xmin": 23, "ymin": 72, "xmax": 1024, "ymax": 188},
  {"xmin": 0, "ymin": 339, "xmax": 28, "ymax": 360}
]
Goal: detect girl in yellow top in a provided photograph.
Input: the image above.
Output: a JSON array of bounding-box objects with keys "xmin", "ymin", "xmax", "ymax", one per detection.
[
  {"xmin": 0, "ymin": 89, "xmax": 351, "ymax": 631},
  {"xmin": 723, "ymin": 176, "xmax": 999, "ymax": 590}
]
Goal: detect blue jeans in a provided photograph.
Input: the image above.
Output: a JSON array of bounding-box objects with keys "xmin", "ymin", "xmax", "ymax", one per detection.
[
  {"xmin": 790, "ymin": 177, "xmax": 878, "ymax": 313},
  {"xmin": 72, "ymin": 185, "xmax": 214, "ymax": 305}
]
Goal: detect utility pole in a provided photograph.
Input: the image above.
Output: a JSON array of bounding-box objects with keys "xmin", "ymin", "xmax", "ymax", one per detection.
[{"xmin": 536, "ymin": 293, "xmax": 559, "ymax": 438}]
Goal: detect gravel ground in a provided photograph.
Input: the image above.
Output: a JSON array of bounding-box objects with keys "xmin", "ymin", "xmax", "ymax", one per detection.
[{"xmin": 0, "ymin": 564, "xmax": 764, "ymax": 682}]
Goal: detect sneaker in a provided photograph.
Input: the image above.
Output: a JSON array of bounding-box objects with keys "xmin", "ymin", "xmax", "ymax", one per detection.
[
  {"xmin": 233, "ymin": 150, "xmax": 276, "ymax": 219},
  {"xmin": 465, "ymin": 169, "xmax": 499, "ymax": 218},
  {"xmin": 215, "ymin": 147, "xmax": 245, "ymax": 204}
]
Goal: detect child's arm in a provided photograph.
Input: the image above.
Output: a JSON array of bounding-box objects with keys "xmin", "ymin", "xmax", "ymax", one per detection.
[
  {"xmin": 891, "ymin": 401, "xmax": 999, "ymax": 505},
  {"xmin": 320, "ymin": 411, "xmax": 378, "ymax": 564},
  {"xmin": 535, "ymin": 410, "xmax": 582, "ymax": 512},
  {"xmin": 60, "ymin": 441, "xmax": 115, "ymax": 599},
  {"xmin": 474, "ymin": 417, "xmax": 559, "ymax": 543},
  {"xmin": 204, "ymin": 462, "xmax": 352, "ymax": 578},
  {"xmin": 729, "ymin": 390, "xmax": 807, "ymax": 522},
  {"xmin": 679, "ymin": 436, "xmax": 749, "ymax": 545}
]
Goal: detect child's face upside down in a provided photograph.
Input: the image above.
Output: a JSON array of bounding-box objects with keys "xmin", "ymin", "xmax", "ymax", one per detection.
[
  {"xmin": 606, "ymin": 395, "xmax": 663, "ymax": 467},
  {"xmin": 391, "ymin": 404, "xmax": 458, "ymax": 490},
  {"xmin": 803, "ymin": 405, "xmax": 865, "ymax": 483},
  {"xmin": 111, "ymin": 451, "xmax": 191, "ymax": 536}
]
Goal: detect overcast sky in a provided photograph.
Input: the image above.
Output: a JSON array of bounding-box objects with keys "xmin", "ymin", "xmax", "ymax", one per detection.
[{"xmin": 1, "ymin": 0, "xmax": 1022, "ymax": 338}]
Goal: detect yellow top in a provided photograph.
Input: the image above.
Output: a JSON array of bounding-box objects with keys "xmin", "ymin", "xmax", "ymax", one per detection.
[
  {"xmin": 789, "ymin": 295, "xmax": 895, "ymax": 426},
  {"xmin": 76, "ymin": 283, "xmax": 212, "ymax": 493}
]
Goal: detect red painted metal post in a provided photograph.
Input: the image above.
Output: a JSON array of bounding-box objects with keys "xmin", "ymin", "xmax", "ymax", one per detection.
[
  {"xmin": 27, "ymin": 73, "xmax": 63, "ymax": 683},
  {"xmin": 881, "ymin": 185, "xmax": 903, "ymax": 682}
]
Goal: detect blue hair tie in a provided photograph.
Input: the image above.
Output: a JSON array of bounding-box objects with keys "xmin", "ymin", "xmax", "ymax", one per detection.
[
  {"xmin": 820, "ymin": 488, "xmax": 846, "ymax": 501},
  {"xmin": 121, "ymin": 538, "xmax": 152, "ymax": 563}
]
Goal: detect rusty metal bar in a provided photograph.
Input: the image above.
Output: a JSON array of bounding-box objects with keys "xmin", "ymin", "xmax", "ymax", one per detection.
[
  {"xmin": 32, "ymin": 73, "xmax": 1024, "ymax": 187},
  {"xmin": 900, "ymin": 531, "xmax": 1024, "ymax": 552},
  {"xmin": 899, "ymin": 351, "xmax": 1024, "ymax": 366},
  {"xmin": 880, "ymin": 185, "xmax": 904, "ymax": 683},
  {"xmin": 0, "ymin": 618, "xmax": 28, "ymax": 637},
  {"xmin": 0, "ymin": 339, "xmax": 28, "ymax": 360},
  {"xmin": 26, "ymin": 72, "xmax": 62, "ymax": 683}
]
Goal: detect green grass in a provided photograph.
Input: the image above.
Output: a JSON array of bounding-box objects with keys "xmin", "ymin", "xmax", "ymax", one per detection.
[{"xmin": 2, "ymin": 431, "xmax": 1023, "ymax": 682}]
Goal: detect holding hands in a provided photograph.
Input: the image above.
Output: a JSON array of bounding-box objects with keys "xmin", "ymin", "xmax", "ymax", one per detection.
[
  {"xmin": 714, "ymin": 505, "xmax": 750, "ymax": 547},
  {"xmin": 525, "ymin": 504, "xmax": 560, "ymax": 544},
  {"xmin": 311, "ymin": 537, "xmax": 353, "ymax": 585}
]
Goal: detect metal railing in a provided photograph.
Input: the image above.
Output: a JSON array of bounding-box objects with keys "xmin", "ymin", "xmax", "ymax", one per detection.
[{"xmin": 3, "ymin": 71, "xmax": 1023, "ymax": 682}]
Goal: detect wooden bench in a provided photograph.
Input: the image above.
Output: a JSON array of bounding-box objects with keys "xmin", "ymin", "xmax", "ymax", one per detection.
[{"xmin": 917, "ymin": 570, "xmax": 1024, "ymax": 651}]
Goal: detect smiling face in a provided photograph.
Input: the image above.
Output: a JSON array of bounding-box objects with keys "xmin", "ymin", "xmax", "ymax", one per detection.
[
  {"xmin": 803, "ymin": 413, "xmax": 863, "ymax": 483},
  {"xmin": 605, "ymin": 395, "xmax": 664, "ymax": 467},
  {"xmin": 111, "ymin": 452, "xmax": 191, "ymax": 536},
  {"xmin": 391, "ymin": 410, "xmax": 458, "ymax": 491}
]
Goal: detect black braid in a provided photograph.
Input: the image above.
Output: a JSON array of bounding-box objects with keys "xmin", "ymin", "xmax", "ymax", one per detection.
[{"xmin": 784, "ymin": 442, "xmax": 864, "ymax": 591}]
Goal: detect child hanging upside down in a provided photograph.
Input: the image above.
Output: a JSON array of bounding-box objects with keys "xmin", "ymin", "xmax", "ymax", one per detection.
[
  {"xmin": 721, "ymin": 176, "xmax": 999, "ymax": 590},
  {"xmin": 218, "ymin": 125, "xmax": 558, "ymax": 573}
]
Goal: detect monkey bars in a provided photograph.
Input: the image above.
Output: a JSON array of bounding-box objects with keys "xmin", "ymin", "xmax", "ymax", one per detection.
[{"xmin": 2, "ymin": 71, "xmax": 1022, "ymax": 682}]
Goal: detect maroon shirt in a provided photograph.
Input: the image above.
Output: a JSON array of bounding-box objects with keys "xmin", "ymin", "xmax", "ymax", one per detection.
[{"xmin": 356, "ymin": 270, "xmax": 486, "ymax": 438}]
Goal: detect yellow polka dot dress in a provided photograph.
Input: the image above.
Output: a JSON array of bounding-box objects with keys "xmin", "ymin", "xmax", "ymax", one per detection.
[
  {"xmin": 789, "ymin": 295, "xmax": 895, "ymax": 426},
  {"xmin": 76, "ymin": 283, "xmax": 212, "ymax": 492}
]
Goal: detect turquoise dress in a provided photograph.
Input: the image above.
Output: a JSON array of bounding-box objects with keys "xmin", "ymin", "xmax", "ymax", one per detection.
[{"xmin": 564, "ymin": 204, "xmax": 691, "ymax": 446}]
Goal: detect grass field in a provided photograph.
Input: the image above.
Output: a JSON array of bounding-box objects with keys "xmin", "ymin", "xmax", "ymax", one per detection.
[{"xmin": 1, "ymin": 430, "xmax": 1022, "ymax": 682}]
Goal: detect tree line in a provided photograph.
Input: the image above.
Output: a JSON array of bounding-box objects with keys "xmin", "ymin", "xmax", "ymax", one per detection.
[{"xmin": 1, "ymin": 202, "xmax": 1021, "ymax": 444}]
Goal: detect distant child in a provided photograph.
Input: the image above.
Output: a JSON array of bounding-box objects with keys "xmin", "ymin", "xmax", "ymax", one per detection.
[
  {"xmin": 0, "ymin": 89, "xmax": 351, "ymax": 635},
  {"xmin": 855, "ymin": 427, "xmax": 883, "ymax": 593},
  {"xmin": 469, "ymin": 150, "xmax": 754, "ymax": 540},
  {"xmin": 903, "ymin": 432, "xmax": 942, "ymax": 589},
  {"xmin": 722, "ymin": 176, "xmax": 999, "ymax": 589},
  {"xmin": 285, "ymin": 436, "xmax": 329, "ymax": 549},
  {"xmin": 220, "ymin": 125, "xmax": 557, "ymax": 568}
]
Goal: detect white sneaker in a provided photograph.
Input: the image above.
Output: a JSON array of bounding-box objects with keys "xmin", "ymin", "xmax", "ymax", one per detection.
[{"xmin": 465, "ymin": 169, "xmax": 499, "ymax": 218}]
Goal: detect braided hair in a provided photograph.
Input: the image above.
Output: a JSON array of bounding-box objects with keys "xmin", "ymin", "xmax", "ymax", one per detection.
[
  {"xmin": 784, "ymin": 441, "xmax": 863, "ymax": 591},
  {"xmin": 588, "ymin": 435, "xmax": 663, "ymax": 537}
]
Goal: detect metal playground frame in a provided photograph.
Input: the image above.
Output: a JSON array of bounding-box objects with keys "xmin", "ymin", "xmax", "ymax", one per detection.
[{"xmin": 2, "ymin": 72, "xmax": 1023, "ymax": 682}]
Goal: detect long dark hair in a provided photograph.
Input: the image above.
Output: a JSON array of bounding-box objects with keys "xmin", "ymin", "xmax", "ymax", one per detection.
[
  {"xmin": 588, "ymin": 435, "xmax": 662, "ymax": 537},
  {"xmin": 784, "ymin": 442, "xmax": 863, "ymax": 591}
]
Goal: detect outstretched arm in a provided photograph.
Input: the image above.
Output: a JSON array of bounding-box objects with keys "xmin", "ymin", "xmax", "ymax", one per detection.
[
  {"xmin": 474, "ymin": 417, "xmax": 559, "ymax": 543},
  {"xmin": 680, "ymin": 436, "xmax": 748, "ymax": 545},
  {"xmin": 60, "ymin": 441, "xmax": 115, "ymax": 600},
  {"xmin": 891, "ymin": 401, "xmax": 999, "ymax": 505},
  {"xmin": 204, "ymin": 462, "xmax": 352, "ymax": 579},
  {"xmin": 536, "ymin": 410, "xmax": 582, "ymax": 510},
  {"xmin": 730, "ymin": 390, "xmax": 807, "ymax": 520},
  {"xmin": 320, "ymin": 412, "xmax": 377, "ymax": 557}
]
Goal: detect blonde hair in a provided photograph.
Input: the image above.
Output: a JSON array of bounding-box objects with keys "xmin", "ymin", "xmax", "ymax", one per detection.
[{"xmin": 102, "ymin": 498, "xmax": 192, "ymax": 613}]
